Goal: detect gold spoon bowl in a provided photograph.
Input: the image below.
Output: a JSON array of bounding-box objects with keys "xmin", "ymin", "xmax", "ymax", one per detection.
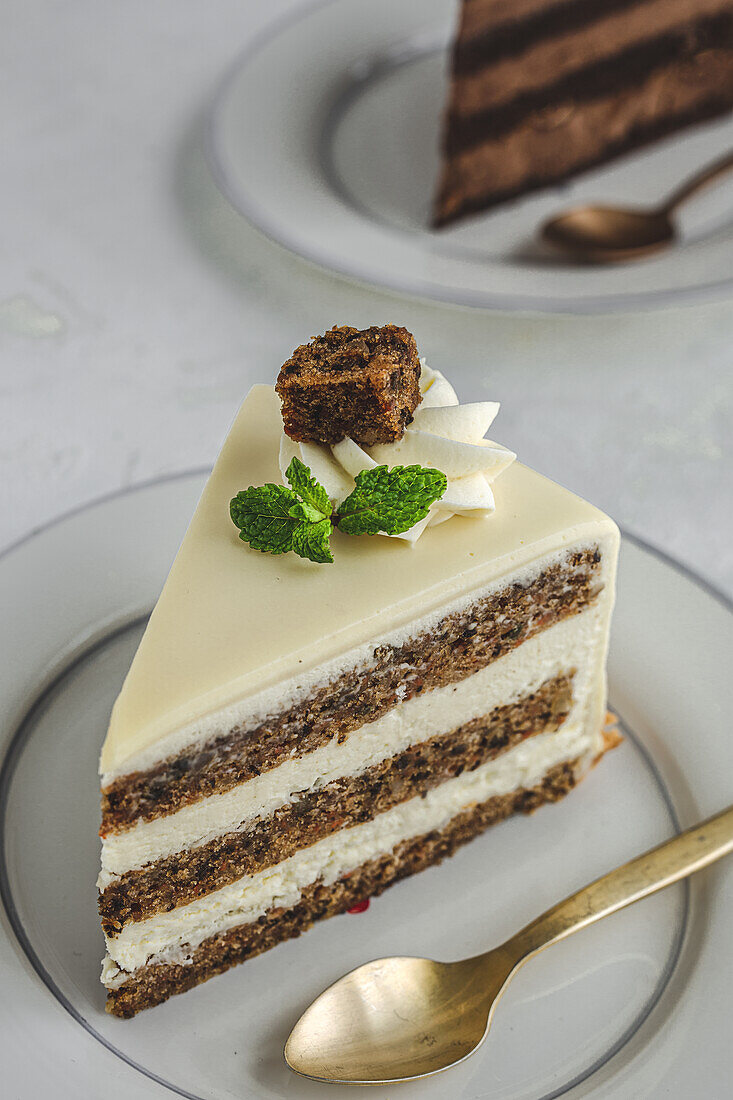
[
  {"xmin": 285, "ymin": 802, "xmax": 733, "ymax": 1085},
  {"xmin": 541, "ymin": 150, "xmax": 733, "ymax": 263},
  {"xmin": 542, "ymin": 206, "xmax": 675, "ymax": 263}
]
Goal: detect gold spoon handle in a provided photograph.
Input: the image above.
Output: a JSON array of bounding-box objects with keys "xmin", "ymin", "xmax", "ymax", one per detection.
[
  {"xmin": 662, "ymin": 149, "xmax": 733, "ymax": 214},
  {"xmin": 505, "ymin": 803, "xmax": 733, "ymax": 963}
]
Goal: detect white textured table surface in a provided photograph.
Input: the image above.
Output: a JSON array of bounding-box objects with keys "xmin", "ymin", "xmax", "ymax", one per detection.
[{"xmin": 3, "ymin": 0, "xmax": 732, "ymax": 596}]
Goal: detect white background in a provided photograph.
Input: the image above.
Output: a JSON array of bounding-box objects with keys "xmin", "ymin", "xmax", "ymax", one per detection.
[{"xmin": 2, "ymin": 0, "xmax": 732, "ymax": 594}]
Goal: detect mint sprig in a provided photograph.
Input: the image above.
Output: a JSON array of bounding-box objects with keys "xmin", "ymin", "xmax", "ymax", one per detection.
[{"xmin": 230, "ymin": 458, "xmax": 446, "ymax": 564}]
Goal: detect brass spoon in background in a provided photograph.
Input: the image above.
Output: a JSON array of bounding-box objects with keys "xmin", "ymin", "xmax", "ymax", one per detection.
[
  {"xmin": 285, "ymin": 802, "xmax": 733, "ymax": 1086},
  {"xmin": 541, "ymin": 150, "xmax": 733, "ymax": 262}
]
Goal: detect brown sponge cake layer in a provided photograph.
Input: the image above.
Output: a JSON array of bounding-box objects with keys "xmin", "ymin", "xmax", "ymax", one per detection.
[
  {"xmin": 101, "ymin": 548, "xmax": 602, "ymax": 834},
  {"xmin": 106, "ymin": 759, "xmax": 580, "ymax": 1017},
  {"xmin": 100, "ymin": 672, "xmax": 574, "ymax": 933}
]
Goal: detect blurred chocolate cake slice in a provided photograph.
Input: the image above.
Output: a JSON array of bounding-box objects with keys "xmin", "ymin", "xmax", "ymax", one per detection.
[{"xmin": 435, "ymin": 0, "xmax": 733, "ymax": 226}]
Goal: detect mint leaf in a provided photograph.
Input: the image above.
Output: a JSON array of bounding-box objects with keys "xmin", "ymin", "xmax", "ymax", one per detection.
[
  {"xmin": 230, "ymin": 484, "xmax": 302, "ymax": 554},
  {"xmin": 285, "ymin": 457, "xmax": 331, "ymax": 519},
  {"xmin": 336, "ymin": 465, "xmax": 447, "ymax": 536},
  {"xmin": 292, "ymin": 518, "xmax": 333, "ymax": 564},
  {"xmin": 288, "ymin": 499, "xmax": 327, "ymax": 524}
]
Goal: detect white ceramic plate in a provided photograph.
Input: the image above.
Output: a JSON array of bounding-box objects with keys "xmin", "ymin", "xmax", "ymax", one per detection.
[
  {"xmin": 206, "ymin": 0, "xmax": 733, "ymax": 313},
  {"xmin": 0, "ymin": 471, "xmax": 731, "ymax": 1099}
]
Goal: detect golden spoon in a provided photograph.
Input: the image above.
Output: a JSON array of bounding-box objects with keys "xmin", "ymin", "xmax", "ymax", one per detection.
[
  {"xmin": 541, "ymin": 150, "xmax": 733, "ymax": 263},
  {"xmin": 285, "ymin": 802, "xmax": 733, "ymax": 1085}
]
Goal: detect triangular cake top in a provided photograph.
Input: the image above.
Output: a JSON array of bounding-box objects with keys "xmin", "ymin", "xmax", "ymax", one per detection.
[{"xmin": 101, "ymin": 386, "xmax": 615, "ymax": 777}]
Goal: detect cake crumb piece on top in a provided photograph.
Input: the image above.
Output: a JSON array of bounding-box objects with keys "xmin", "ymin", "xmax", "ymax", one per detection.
[{"xmin": 275, "ymin": 324, "xmax": 422, "ymax": 446}]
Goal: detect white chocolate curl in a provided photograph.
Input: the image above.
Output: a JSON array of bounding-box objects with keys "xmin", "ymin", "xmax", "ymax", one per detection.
[{"xmin": 278, "ymin": 363, "xmax": 516, "ymax": 544}]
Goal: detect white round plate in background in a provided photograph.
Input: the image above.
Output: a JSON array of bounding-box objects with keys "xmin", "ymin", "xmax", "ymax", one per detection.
[
  {"xmin": 206, "ymin": 0, "xmax": 733, "ymax": 313},
  {"xmin": 0, "ymin": 472, "xmax": 731, "ymax": 1098}
]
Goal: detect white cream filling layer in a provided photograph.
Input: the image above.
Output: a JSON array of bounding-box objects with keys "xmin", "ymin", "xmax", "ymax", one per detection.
[
  {"xmin": 101, "ymin": 540, "xmax": 612, "ymax": 783},
  {"xmin": 100, "ymin": 603, "xmax": 608, "ymax": 881},
  {"xmin": 103, "ymin": 713, "xmax": 599, "ymax": 982}
]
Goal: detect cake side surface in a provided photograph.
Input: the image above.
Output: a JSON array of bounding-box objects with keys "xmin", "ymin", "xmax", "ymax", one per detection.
[
  {"xmin": 104, "ymin": 739, "xmax": 591, "ymax": 991},
  {"xmin": 100, "ymin": 672, "xmax": 575, "ymax": 932},
  {"xmin": 98, "ymin": 575, "xmax": 615, "ymax": 939},
  {"xmin": 105, "ymin": 760, "xmax": 580, "ymax": 1017},
  {"xmin": 100, "ymin": 573, "xmax": 617, "ymax": 992}
]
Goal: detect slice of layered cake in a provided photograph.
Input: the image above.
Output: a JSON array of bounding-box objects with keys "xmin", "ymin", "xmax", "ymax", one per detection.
[
  {"xmin": 98, "ymin": 325, "xmax": 619, "ymax": 1016},
  {"xmin": 435, "ymin": 0, "xmax": 733, "ymax": 225}
]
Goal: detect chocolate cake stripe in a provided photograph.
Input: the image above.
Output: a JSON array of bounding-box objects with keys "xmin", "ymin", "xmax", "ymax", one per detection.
[
  {"xmin": 105, "ymin": 759, "xmax": 580, "ymax": 1016},
  {"xmin": 445, "ymin": 13, "xmax": 733, "ymax": 154},
  {"xmin": 453, "ymin": 0, "xmax": 648, "ymax": 74},
  {"xmin": 435, "ymin": 93, "xmax": 733, "ymax": 226},
  {"xmin": 100, "ymin": 673, "xmax": 574, "ymax": 934},
  {"xmin": 101, "ymin": 549, "xmax": 602, "ymax": 834}
]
